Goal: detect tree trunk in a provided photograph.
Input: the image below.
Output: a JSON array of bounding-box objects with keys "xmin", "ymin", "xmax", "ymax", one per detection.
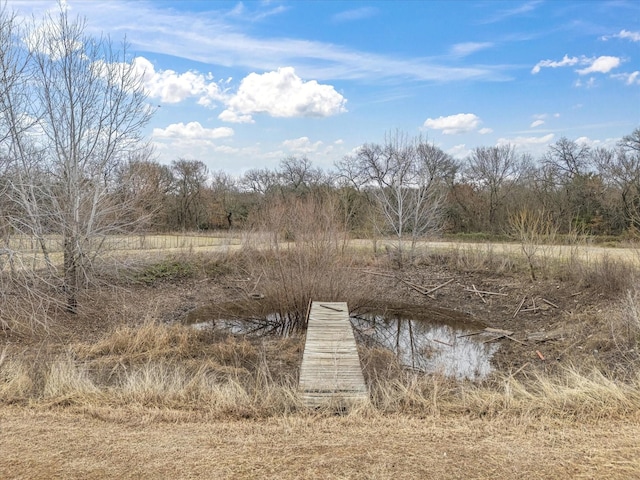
[{"xmin": 63, "ymin": 236, "xmax": 78, "ymax": 314}]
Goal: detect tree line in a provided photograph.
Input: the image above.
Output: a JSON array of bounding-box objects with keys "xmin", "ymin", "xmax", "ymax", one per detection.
[{"xmin": 118, "ymin": 128, "xmax": 640, "ymax": 240}]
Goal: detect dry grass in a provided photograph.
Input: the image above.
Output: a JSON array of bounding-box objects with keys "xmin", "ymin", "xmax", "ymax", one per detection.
[
  {"xmin": 1, "ymin": 406, "xmax": 639, "ymax": 479},
  {"xmin": 2, "ymin": 324, "xmax": 640, "ymax": 477},
  {"xmin": 567, "ymin": 254, "xmax": 639, "ymax": 296},
  {"xmin": 2, "ymin": 321, "xmax": 639, "ymax": 424},
  {"xmin": 423, "ymin": 242, "xmax": 520, "ymax": 274}
]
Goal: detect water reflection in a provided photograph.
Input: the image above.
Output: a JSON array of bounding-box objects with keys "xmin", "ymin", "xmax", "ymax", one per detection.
[
  {"xmin": 186, "ymin": 304, "xmax": 499, "ymax": 381},
  {"xmin": 351, "ymin": 314, "xmax": 498, "ymax": 381},
  {"xmin": 189, "ymin": 313, "xmax": 298, "ymax": 336}
]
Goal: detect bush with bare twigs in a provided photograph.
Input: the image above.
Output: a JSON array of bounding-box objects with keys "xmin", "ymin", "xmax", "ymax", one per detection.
[{"xmin": 237, "ymin": 192, "xmax": 379, "ymax": 333}]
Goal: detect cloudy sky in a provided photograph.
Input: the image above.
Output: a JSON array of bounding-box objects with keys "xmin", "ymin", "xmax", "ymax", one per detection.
[{"xmin": 8, "ymin": 0, "xmax": 640, "ymax": 174}]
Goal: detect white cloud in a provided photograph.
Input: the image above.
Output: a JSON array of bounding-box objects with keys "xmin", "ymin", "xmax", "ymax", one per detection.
[
  {"xmin": 575, "ymin": 136, "xmax": 596, "ymax": 146},
  {"xmin": 132, "ymin": 61, "xmax": 347, "ymax": 123},
  {"xmin": 480, "ymin": 0, "xmax": 542, "ymax": 23},
  {"xmin": 478, "ymin": 127, "xmax": 493, "ymax": 135},
  {"xmin": 497, "ymin": 133, "xmax": 555, "ymax": 147},
  {"xmin": 450, "ymin": 42, "xmax": 493, "ymax": 57},
  {"xmin": 152, "ymin": 121, "xmax": 234, "ymax": 140},
  {"xmin": 227, "ymin": 2, "xmax": 288, "ymax": 21},
  {"xmin": 447, "ymin": 144, "xmax": 471, "ymax": 159},
  {"xmin": 573, "ymin": 136, "xmax": 617, "ymax": 150},
  {"xmin": 332, "ymin": 7, "xmax": 379, "ymax": 23},
  {"xmin": 530, "ymin": 120, "xmax": 545, "ymax": 128},
  {"xmin": 423, "ymin": 113, "xmax": 483, "ymax": 135},
  {"xmin": 611, "ymin": 71, "xmax": 640, "ymax": 86},
  {"xmin": 576, "ymin": 56, "xmax": 621, "ymax": 75},
  {"xmin": 213, "ymin": 145, "xmax": 240, "ymax": 154},
  {"xmin": 217, "ymin": 109, "xmax": 255, "ymax": 124},
  {"xmin": 533, "ymin": 55, "xmax": 622, "ymax": 76},
  {"xmin": 221, "ymin": 67, "xmax": 347, "ymax": 122},
  {"xmin": 574, "ymin": 77, "xmax": 597, "ymax": 88},
  {"xmin": 133, "ymin": 57, "xmax": 224, "ymax": 105},
  {"xmin": 602, "ymin": 30, "xmax": 640, "ymax": 42},
  {"xmin": 282, "ymin": 136, "xmax": 323, "ymax": 154},
  {"xmin": 531, "ymin": 54, "xmax": 579, "ymax": 74}
]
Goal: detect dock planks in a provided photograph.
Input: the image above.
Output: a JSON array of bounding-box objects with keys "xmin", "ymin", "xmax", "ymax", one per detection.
[{"xmin": 298, "ymin": 302, "xmax": 368, "ymax": 407}]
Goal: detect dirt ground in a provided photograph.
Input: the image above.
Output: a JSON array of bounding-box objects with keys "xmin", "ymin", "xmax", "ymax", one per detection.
[
  {"xmin": 2, "ymin": 250, "xmax": 639, "ymax": 479},
  {"xmin": 2, "ymin": 406, "xmax": 639, "ymax": 480},
  {"xmin": 8, "ymin": 259, "xmax": 620, "ymax": 366}
]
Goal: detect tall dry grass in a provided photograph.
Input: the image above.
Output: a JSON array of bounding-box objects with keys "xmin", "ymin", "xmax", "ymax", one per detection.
[
  {"xmin": 1, "ymin": 322, "xmax": 303, "ymax": 416},
  {"xmin": 2, "ymin": 322, "xmax": 639, "ymax": 421},
  {"xmin": 424, "ymin": 242, "xmax": 519, "ymax": 274}
]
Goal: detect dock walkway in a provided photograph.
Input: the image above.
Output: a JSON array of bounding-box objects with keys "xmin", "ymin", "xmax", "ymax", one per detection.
[{"xmin": 298, "ymin": 302, "xmax": 368, "ymax": 407}]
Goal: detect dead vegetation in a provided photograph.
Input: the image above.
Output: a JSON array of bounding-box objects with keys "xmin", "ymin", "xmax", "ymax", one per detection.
[{"xmin": 2, "ymin": 203, "xmax": 640, "ymax": 476}]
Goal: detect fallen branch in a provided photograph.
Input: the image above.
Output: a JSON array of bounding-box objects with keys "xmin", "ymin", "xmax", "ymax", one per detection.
[
  {"xmin": 510, "ymin": 362, "xmax": 530, "ymax": 377},
  {"xmin": 464, "ymin": 288, "xmax": 508, "ymax": 296},
  {"xmin": 519, "ymin": 307, "xmax": 540, "ymax": 313},
  {"xmin": 504, "ymin": 334, "xmax": 527, "ymax": 346},
  {"xmin": 399, "ymin": 278, "xmax": 429, "ymax": 296},
  {"xmin": 360, "ymin": 270, "xmax": 397, "ymax": 279},
  {"xmin": 471, "ymin": 284, "xmax": 487, "ymax": 304},
  {"xmin": 536, "ymin": 350, "xmax": 545, "ymax": 361},
  {"xmin": 485, "ymin": 327, "xmax": 514, "ymax": 336},
  {"xmin": 431, "ymin": 338, "xmax": 453, "ymax": 347},
  {"xmin": 541, "ymin": 298, "xmax": 559, "ymax": 309},
  {"xmin": 513, "ymin": 296, "xmax": 527, "ymax": 317},
  {"xmin": 423, "ymin": 278, "xmax": 455, "ymax": 295},
  {"xmin": 319, "ymin": 304, "xmax": 343, "ymax": 312},
  {"xmin": 457, "ymin": 330, "xmax": 485, "ymax": 338},
  {"xmin": 484, "ymin": 335, "xmax": 505, "ymax": 343}
]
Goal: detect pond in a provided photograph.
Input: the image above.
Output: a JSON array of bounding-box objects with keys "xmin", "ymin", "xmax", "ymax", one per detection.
[
  {"xmin": 185, "ymin": 303, "xmax": 498, "ymax": 381},
  {"xmin": 351, "ymin": 313, "xmax": 498, "ymax": 381}
]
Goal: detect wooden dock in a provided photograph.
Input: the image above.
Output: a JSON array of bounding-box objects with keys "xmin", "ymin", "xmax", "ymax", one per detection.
[{"xmin": 298, "ymin": 302, "xmax": 368, "ymax": 407}]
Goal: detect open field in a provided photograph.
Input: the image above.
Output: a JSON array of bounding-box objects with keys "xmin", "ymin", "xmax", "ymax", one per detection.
[
  {"xmin": 2, "ymin": 234, "xmax": 640, "ymax": 478},
  {"xmin": 4, "ymin": 232, "xmax": 640, "ymax": 272}
]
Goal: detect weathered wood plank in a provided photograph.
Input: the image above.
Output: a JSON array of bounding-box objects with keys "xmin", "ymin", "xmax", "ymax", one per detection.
[{"xmin": 298, "ymin": 302, "xmax": 368, "ymax": 407}]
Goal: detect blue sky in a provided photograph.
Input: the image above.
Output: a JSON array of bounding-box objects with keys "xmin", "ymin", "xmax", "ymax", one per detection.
[{"xmin": 9, "ymin": 0, "xmax": 640, "ymax": 175}]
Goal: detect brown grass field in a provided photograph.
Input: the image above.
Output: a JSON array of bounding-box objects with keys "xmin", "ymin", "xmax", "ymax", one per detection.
[
  {"xmin": 2, "ymin": 232, "xmax": 640, "ymax": 479},
  {"xmin": 2, "ymin": 407, "xmax": 639, "ymax": 479}
]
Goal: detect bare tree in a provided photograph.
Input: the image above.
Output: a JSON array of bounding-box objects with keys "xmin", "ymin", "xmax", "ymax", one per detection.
[
  {"xmin": 465, "ymin": 144, "xmax": 529, "ymax": 232},
  {"xmin": 277, "ymin": 155, "xmax": 325, "ymax": 193},
  {"xmin": 116, "ymin": 154, "xmax": 173, "ymax": 230},
  {"xmin": 594, "ymin": 130, "xmax": 640, "ymax": 232},
  {"xmin": 0, "ymin": 4, "xmax": 153, "ymax": 315},
  {"xmin": 241, "ymin": 167, "xmax": 279, "ymax": 195},
  {"xmin": 540, "ymin": 137, "xmax": 601, "ymax": 232},
  {"xmin": 544, "ymin": 137, "xmax": 592, "ymax": 177},
  {"xmin": 210, "ymin": 170, "xmax": 239, "ymax": 228},
  {"xmin": 338, "ymin": 132, "xmax": 446, "ymax": 260},
  {"xmin": 410, "ymin": 138, "xmax": 454, "ymax": 249},
  {"xmin": 171, "ymin": 159, "xmax": 208, "ymax": 231},
  {"xmin": 620, "ymin": 127, "xmax": 640, "ymax": 154},
  {"xmin": 356, "ymin": 133, "xmax": 415, "ymax": 259}
]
